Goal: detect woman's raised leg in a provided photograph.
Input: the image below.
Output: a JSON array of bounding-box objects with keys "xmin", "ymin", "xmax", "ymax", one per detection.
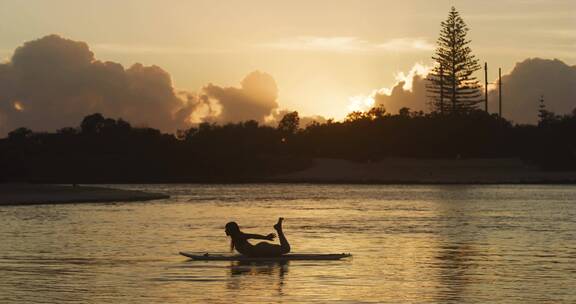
[{"xmin": 273, "ymin": 217, "xmax": 290, "ymax": 254}]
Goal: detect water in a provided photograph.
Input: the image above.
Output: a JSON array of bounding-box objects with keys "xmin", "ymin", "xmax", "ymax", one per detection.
[{"xmin": 1, "ymin": 184, "xmax": 575, "ymax": 303}]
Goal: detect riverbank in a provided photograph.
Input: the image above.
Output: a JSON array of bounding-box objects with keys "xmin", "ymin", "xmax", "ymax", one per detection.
[
  {"xmin": 0, "ymin": 184, "xmax": 170, "ymax": 206},
  {"xmin": 270, "ymin": 158, "xmax": 576, "ymax": 184},
  {"xmin": 3, "ymin": 158, "xmax": 576, "ymax": 187}
]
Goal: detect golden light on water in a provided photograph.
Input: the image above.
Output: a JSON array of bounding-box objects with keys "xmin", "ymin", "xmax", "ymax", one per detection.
[{"xmin": 0, "ymin": 184, "xmax": 575, "ymax": 302}]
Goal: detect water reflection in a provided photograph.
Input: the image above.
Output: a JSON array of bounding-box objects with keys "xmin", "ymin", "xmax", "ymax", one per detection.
[
  {"xmin": 434, "ymin": 243, "xmax": 478, "ymax": 302},
  {"xmin": 1, "ymin": 184, "xmax": 576, "ymax": 303},
  {"xmin": 431, "ymin": 189, "xmax": 483, "ymax": 303},
  {"xmin": 227, "ymin": 261, "xmax": 289, "ymax": 295}
]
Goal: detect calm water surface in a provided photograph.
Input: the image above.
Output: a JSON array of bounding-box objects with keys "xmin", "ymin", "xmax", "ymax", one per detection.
[{"xmin": 1, "ymin": 184, "xmax": 575, "ymax": 303}]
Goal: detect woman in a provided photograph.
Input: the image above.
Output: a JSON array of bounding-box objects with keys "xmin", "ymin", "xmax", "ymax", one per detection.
[{"xmin": 225, "ymin": 217, "xmax": 291, "ymax": 257}]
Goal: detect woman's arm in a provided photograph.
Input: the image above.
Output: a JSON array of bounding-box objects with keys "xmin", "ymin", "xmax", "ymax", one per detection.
[{"xmin": 243, "ymin": 233, "xmax": 276, "ymax": 241}]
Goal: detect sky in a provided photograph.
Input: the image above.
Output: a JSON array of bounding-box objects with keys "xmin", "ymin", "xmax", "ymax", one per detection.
[{"xmin": 0, "ymin": 0, "xmax": 575, "ymax": 134}]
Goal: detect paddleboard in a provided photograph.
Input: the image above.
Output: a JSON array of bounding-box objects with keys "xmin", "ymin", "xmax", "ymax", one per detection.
[{"xmin": 179, "ymin": 252, "xmax": 352, "ymax": 261}]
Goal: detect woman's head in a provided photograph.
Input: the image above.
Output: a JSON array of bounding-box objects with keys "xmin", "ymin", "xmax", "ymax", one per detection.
[{"xmin": 225, "ymin": 221, "xmax": 240, "ymax": 236}]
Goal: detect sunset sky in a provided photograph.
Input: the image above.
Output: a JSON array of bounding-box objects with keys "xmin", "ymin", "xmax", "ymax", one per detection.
[{"xmin": 0, "ymin": 0, "xmax": 575, "ymax": 133}]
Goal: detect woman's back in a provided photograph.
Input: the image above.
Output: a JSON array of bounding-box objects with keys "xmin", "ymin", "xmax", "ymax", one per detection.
[{"xmin": 225, "ymin": 218, "xmax": 290, "ymax": 257}]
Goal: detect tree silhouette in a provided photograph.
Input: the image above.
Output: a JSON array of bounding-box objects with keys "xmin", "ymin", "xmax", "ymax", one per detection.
[
  {"xmin": 278, "ymin": 111, "xmax": 300, "ymax": 135},
  {"xmin": 398, "ymin": 107, "xmax": 411, "ymax": 117},
  {"xmin": 80, "ymin": 113, "xmax": 106, "ymax": 134},
  {"xmin": 538, "ymin": 95, "xmax": 558, "ymax": 126},
  {"xmin": 427, "ymin": 7, "xmax": 482, "ymax": 114},
  {"xmin": 8, "ymin": 127, "xmax": 33, "ymax": 141},
  {"xmin": 345, "ymin": 106, "xmax": 386, "ymax": 122},
  {"xmin": 2, "ymin": 109, "xmax": 576, "ymax": 183},
  {"xmin": 538, "ymin": 95, "xmax": 547, "ymax": 123}
]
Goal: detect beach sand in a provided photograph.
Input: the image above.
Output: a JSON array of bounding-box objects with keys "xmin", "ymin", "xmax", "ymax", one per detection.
[{"xmin": 0, "ymin": 184, "xmax": 169, "ymax": 206}]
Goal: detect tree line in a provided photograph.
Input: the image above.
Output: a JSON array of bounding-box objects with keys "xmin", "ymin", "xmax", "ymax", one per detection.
[{"xmin": 1, "ymin": 108, "xmax": 575, "ymax": 183}]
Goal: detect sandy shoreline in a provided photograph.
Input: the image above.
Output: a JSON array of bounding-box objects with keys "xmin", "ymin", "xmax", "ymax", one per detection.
[
  {"xmin": 0, "ymin": 184, "xmax": 170, "ymax": 206},
  {"xmin": 270, "ymin": 158, "xmax": 576, "ymax": 184}
]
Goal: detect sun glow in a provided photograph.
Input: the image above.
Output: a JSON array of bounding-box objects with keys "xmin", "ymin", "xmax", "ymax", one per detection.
[
  {"xmin": 347, "ymin": 91, "xmax": 383, "ymax": 113},
  {"xmin": 13, "ymin": 101, "xmax": 24, "ymax": 111},
  {"xmin": 346, "ymin": 63, "xmax": 432, "ymax": 114}
]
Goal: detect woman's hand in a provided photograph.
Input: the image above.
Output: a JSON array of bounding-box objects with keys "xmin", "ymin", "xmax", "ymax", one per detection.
[{"xmin": 266, "ymin": 233, "xmax": 276, "ymax": 241}]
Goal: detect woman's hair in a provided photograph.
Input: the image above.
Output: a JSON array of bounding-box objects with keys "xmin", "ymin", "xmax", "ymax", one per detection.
[
  {"xmin": 225, "ymin": 222, "xmax": 240, "ymax": 235},
  {"xmin": 225, "ymin": 222, "xmax": 240, "ymax": 252}
]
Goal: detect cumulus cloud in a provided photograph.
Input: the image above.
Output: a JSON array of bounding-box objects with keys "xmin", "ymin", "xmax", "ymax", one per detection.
[
  {"xmin": 488, "ymin": 58, "xmax": 576, "ymax": 124},
  {"xmin": 0, "ymin": 35, "xmax": 287, "ymax": 136},
  {"xmin": 374, "ymin": 73, "xmax": 429, "ymax": 114},
  {"xmin": 0, "ymin": 35, "xmax": 194, "ymax": 136},
  {"xmin": 347, "ymin": 63, "xmax": 431, "ymax": 114},
  {"xmin": 201, "ymin": 71, "xmax": 279, "ymax": 124},
  {"xmin": 348, "ymin": 58, "xmax": 576, "ymax": 124}
]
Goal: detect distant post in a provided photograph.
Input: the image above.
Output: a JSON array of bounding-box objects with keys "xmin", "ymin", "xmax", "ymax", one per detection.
[
  {"xmin": 498, "ymin": 68, "xmax": 502, "ymax": 118},
  {"xmin": 484, "ymin": 62, "xmax": 488, "ymax": 112}
]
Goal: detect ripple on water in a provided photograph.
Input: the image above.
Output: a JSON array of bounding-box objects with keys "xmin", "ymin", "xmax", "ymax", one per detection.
[{"xmin": 1, "ymin": 184, "xmax": 575, "ymax": 303}]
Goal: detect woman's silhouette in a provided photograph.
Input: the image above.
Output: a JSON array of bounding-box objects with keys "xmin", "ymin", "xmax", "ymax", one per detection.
[{"xmin": 225, "ymin": 217, "xmax": 291, "ymax": 257}]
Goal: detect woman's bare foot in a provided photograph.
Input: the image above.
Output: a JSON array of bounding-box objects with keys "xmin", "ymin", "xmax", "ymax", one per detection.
[{"xmin": 273, "ymin": 217, "xmax": 284, "ymax": 231}]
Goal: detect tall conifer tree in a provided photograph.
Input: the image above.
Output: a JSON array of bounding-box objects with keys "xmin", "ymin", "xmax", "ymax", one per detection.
[{"xmin": 427, "ymin": 7, "xmax": 482, "ymax": 114}]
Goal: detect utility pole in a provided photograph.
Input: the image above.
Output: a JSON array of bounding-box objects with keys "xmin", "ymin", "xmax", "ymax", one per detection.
[
  {"xmin": 440, "ymin": 65, "xmax": 444, "ymax": 115},
  {"xmin": 498, "ymin": 68, "xmax": 502, "ymax": 118},
  {"xmin": 484, "ymin": 62, "xmax": 488, "ymax": 112}
]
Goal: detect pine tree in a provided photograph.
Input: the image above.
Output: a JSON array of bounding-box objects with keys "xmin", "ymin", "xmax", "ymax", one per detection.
[
  {"xmin": 538, "ymin": 95, "xmax": 546, "ymax": 122},
  {"xmin": 427, "ymin": 7, "xmax": 482, "ymax": 114},
  {"xmin": 538, "ymin": 95, "xmax": 555, "ymax": 126}
]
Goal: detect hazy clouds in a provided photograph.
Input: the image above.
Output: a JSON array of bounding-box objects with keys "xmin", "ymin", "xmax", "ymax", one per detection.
[
  {"xmin": 0, "ymin": 35, "xmax": 191, "ymax": 135},
  {"xmin": 0, "ymin": 35, "xmax": 288, "ymax": 136},
  {"xmin": 258, "ymin": 36, "xmax": 434, "ymax": 53},
  {"xmin": 1, "ymin": 35, "xmax": 574, "ymax": 136},
  {"xmin": 369, "ymin": 59, "xmax": 576, "ymax": 123},
  {"xmin": 202, "ymin": 71, "xmax": 279, "ymax": 124},
  {"xmin": 373, "ymin": 73, "xmax": 429, "ymax": 114},
  {"xmin": 488, "ymin": 58, "xmax": 576, "ymax": 124},
  {"xmin": 350, "ymin": 64, "xmax": 430, "ymax": 115}
]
